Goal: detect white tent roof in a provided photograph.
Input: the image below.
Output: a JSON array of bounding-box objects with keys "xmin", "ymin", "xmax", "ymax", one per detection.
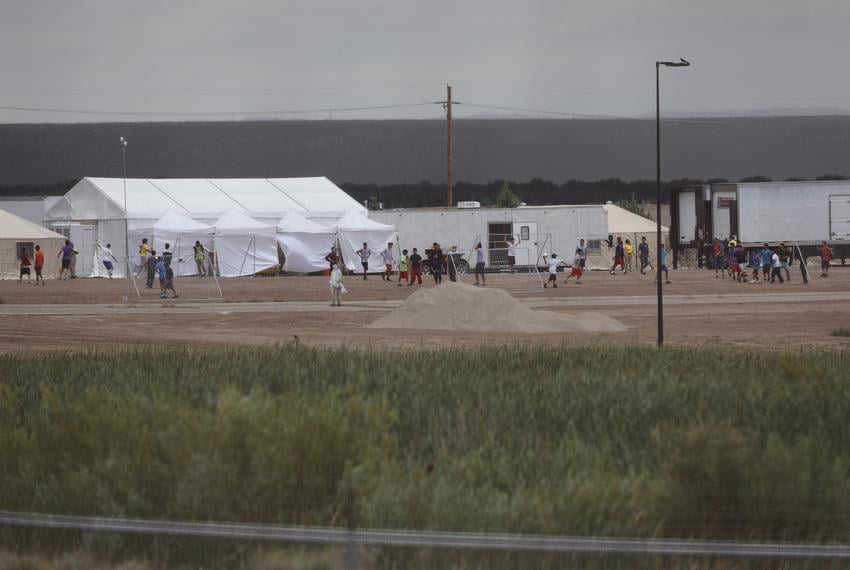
[
  {"xmin": 605, "ymin": 204, "xmax": 668, "ymax": 234},
  {"xmin": 149, "ymin": 210, "xmax": 214, "ymax": 234},
  {"xmin": 269, "ymin": 177, "xmax": 365, "ymax": 218},
  {"xmin": 335, "ymin": 210, "xmax": 396, "ymax": 231},
  {"xmin": 0, "ymin": 209, "xmax": 66, "ymax": 240},
  {"xmin": 45, "ymin": 177, "xmax": 365, "ymax": 222},
  {"xmin": 277, "ymin": 211, "xmax": 335, "ymax": 234},
  {"xmin": 214, "ymin": 210, "xmax": 276, "ymax": 235}
]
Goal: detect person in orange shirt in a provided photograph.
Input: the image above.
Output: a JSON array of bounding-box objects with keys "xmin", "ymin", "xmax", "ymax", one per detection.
[{"xmin": 34, "ymin": 245, "xmax": 45, "ymax": 286}]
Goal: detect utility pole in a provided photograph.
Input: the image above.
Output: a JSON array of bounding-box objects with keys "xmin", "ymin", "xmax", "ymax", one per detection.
[{"xmin": 444, "ymin": 84, "xmax": 453, "ymax": 208}]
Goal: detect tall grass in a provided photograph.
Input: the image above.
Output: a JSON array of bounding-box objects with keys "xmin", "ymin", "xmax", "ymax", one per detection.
[{"xmin": 1, "ymin": 345, "xmax": 849, "ymax": 568}]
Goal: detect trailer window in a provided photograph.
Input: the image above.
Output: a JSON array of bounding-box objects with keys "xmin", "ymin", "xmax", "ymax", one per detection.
[
  {"xmin": 586, "ymin": 239, "xmax": 602, "ymax": 254},
  {"xmin": 520, "ymin": 225, "xmax": 530, "ymax": 240}
]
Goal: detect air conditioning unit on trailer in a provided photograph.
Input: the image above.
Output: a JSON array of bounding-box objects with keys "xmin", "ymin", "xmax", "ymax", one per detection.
[{"xmin": 456, "ymin": 201, "xmax": 481, "ymax": 209}]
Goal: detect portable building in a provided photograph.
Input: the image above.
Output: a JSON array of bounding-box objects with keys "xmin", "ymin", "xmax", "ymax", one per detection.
[
  {"xmin": 0, "ymin": 209, "xmax": 66, "ymax": 280},
  {"xmin": 43, "ymin": 177, "xmax": 365, "ymax": 277},
  {"xmin": 369, "ymin": 204, "xmax": 608, "ymax": 269}
]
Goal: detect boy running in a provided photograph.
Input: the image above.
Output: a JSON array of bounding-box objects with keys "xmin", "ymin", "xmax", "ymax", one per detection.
[
  {"xmin": 564, "ymin": 248, "xmax": 584, "ymax": 284},
  {"xmin": 473, "ymin": 243, "xmax": 486, "ymax": 286},
  {"xmin": 57, "ymin": 240, "xmax": 73, "ymax": 280},
  {"xmin": 543, "ymin": 253, "xmax": 563, "ymax": 288},
  {"xmin": 356, "ymin": 242, "xmax": 371, "ymax": 280},
  {"xmin": 610, "ymin": 237, "xmax": 625, "ymax": 275},
  {"xmin": 34, "ymin": 245, "xmax": 45, "ymax": 285},
  {"xmin": 655, "ymin": 244, "xmax": 672, "ymax": 284},
  {"xmin": 98, "ymin": 242, "xmax": 116, "ymax": 278}
]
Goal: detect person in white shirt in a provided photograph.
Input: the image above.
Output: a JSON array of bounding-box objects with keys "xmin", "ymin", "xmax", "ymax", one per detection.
[
  {"xmin": 507, "ymin": 237, "xmax": 517, "ymax": 273},
  {"xmin": 770, "ymin": 250, "xmax": 784, "ymax": 284},
  {"xmin": 97, "ymin": 241, "xmax": 116, "ymax": 278},
  {"xmin": 543, "ymin": 253, "xmax": 564, "ymax": 288},
  {"xmin": 380, "ymin": 242, "xmax": 395, "ymax": 281},
  {"xmin": 356, "ymin": 242, "xmax": 371, "ymax": 280}
]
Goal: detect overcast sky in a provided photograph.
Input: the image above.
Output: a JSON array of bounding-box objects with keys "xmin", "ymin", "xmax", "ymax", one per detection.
[{"xmin": 1, "ymin": 0, "xmax": 849, "ymax": 123}]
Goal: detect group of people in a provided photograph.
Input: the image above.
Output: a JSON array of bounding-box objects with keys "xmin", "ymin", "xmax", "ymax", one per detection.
[{"xmin": 706, "ymin": 237, "xmax": 823, "ymax": 284}]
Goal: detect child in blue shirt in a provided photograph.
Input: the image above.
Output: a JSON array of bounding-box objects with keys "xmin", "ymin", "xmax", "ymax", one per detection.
[{"xmin": 750, "ymin": 250, "xmax": 762, "ymax": 284}]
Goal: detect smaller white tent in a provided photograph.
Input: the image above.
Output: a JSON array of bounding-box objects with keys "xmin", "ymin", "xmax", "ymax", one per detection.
[
  {"xmin": 335, "ymin": 211, "xmax": 397, "ymax": 274},
  {"xmin": 276, "ymin": 211, "xmax": 337, "ymax": 274},
  {"xmin": 214, "ymin": 210, "xmax": 279, "ymax": 277},
  {"xmin": 596, "ymin": 204, "xmax": 670, "ymax": 268},
  {"xmin": 0, "ymin": 209, "xmax": 66, "ymax": 280},
  {"xmin": 132, "ymin": 211, "xmax": 215, "ymax": 277}
]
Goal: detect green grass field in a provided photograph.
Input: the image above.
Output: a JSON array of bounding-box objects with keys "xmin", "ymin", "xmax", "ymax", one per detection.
[{"xmin": 1, "ymin": 345, "xmax": 849, "ymax": 569}]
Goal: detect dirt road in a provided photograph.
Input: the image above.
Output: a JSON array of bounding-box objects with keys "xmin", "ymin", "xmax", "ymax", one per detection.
[{"xmin": 1, "ymin": 269, "xmax": 848, "ymax": 352}]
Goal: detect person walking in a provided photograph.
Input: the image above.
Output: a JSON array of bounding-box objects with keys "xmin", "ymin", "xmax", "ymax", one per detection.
[
  {"xmin": 398, "ymin": 249, "xmax": 409, "ymax": 286},
  {"xmin": 193, "ymin": 241, "xmax": 206, "ymax": 277},
  {"xmin": 162, "ymin": 243, "xmax": 174, "ymax": 269},
  {"xmin": 779, "ymin": 242, "xmax": 792, "ymax": 282},
  {"xmin": 408, "ymin": 247, "xmax": 423, "ymax": 286},
  {"xmin": 770, "ymin": 249, "xmax": 785, "ymax": 284},
  {"xmin": 18, "ymin": 246, "xmax": 31, "ymax": 283},
  {"xmin": 145, "ymin": 250, "xmax": 158, "ymax": 288},
  {"xmin": 69, "ymin": 242, "xmax": 79, "ymax": 278},
  {"xmin": 820, "ymin": 241, "xmax": 833, "ymax": 277},
  {"xmin": 57, "ymin": 239, "xmax": 73, "ymax": 281},
  {"xmin": 610, "ymin": 237, "xmax": 626, "ymax": 275},
  {"xmin": 356, "ymin": 242, "xmax": 371, "ymax": 280},
  {"xmin": 473, "ymin": 242, "xmax": 486, "ymax": 286},
  {"xmin": 655, "ymin": 244, "xmax": 671, "ymax": 284},
  {"xmin": 750, "ymin": 249, "xmax": 762, "ymax": 284},
  {"xmin": 33, "ymin": 245, "xmax": 45, "ymax": 286},
  {"xmin": 429, "ymin": 243, "xmax": 443, "ymax": 284},
  {"xmin": 760, "ymin": 244, "xmax": 772, "ymax": 283},
  {"xmin": 156, "ymin": 256, "xmax": 167, "ymax": 298},
  {"xmin": 638, "ymin": 236, "xmax": 650, "ymax": 274},
  {"xmin": 134, "ymin": 238, "xmax": 149, "ymax": 277},
  {"xmin": 380, "ymin": 242, "xmax": 395, "ymax": 281},
  {"xmin": 712, "ymin": 238, "xmax": 723, "ymax": 277},
  {"xmin": 329, "ymin": 262, "xmax": 346, "ymax": 306},
  {"xmin": 577, "ymin": 238, "xmax": 588, "ymax": 270},
  {"xmin": 164, "ymin": 262, "xmax": 178, "ymax": 298},
  {"xmin": 623, "ymin": 239, "xmax": 634, "ymax": 273}
]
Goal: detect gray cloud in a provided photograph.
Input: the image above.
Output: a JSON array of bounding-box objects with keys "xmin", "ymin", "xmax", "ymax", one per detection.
[{"xmin": 1, "ymin": 0, "xmax": 849, "ymax": 122}]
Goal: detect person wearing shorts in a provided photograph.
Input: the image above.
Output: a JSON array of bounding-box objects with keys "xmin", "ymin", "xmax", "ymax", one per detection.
[
  {"xmin": 761, "ymin": 244, "xmax": 772, "ymax": 281},
  {"xmin": 34, "ymin": 245, "xmax": 45, "ymax": 285},
  {"xmin": 473, "ymin": 242, "xmax": 486, "ymax": 286},
  {"xmin": 564, "ymin": 249, "xmax": 584, "ymax": 284},
  {"xmin": 543, "ymin": 253, "xmax": 562, "ymax": 288},
  {"xmin": 655, "ymin": 244, "xmax": 671, "ymax": 284},
  {"xmin": 193, "ymin": 241, "xmax": 206, "ymax": 277},
  {"xmin": 356, "ymin": 242, "xmax": 371, "ymax": 280},
  {"xmin": 380, "ymin": 242, "xmax": 395, "ymax": 281},
  {"xmin": 57, "ymin": 240, "xmax": 73, "ymax": 280},
  {"xmin": 610, "ymin": 237, "xmax": 625, "ymax": 275},
  {"xmin": 577, "ymin": 239, "xmax": 587, "ymax": 269},
  {"xmin": 398, "ymin": 249, "xmax": 409, "ymax": 286},
  {"xmin": 18, "ymin": 246, "xmax": 31, "ymax": 283}
]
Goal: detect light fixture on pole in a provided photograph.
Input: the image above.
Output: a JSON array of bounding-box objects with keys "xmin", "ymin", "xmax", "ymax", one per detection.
[
  {"xmin": 120, "ymin": 136, "xmax": 129, "ymax": 300},
  {"xmin": 655, "ymin": 58, "xmax": 689, "ymax": 345}
]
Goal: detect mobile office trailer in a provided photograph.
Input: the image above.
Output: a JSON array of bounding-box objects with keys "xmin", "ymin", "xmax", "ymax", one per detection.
[
  {"xmin": 369, "ymin": 204, "xmax": 608, "ymax": 270},
  {"xmin": 671, "ymin": 180, "xmax": 850, "ymax": 265}
]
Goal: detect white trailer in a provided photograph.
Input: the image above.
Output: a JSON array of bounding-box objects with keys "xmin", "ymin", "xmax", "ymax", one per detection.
[{"xmin": 369, "ymin": 204, "xmax": 608, "ymax": 269}]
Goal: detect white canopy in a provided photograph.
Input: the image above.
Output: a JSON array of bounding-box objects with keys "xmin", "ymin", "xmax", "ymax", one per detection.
[
  {"xmin": 334, "ymin": 211, "xmax": 397, "ymax": 273},
  {"xmin": 213, "ymin": 210, "xmax": 278, "ymax": 277},
  {"xmin": 0, "ymin": 209, "xmax": 66, "ymax": 280},
  {"xmin": 130, "ymin": 211, "xmax": 215, "ymax": 277},
  {"xmin": 276, "ymin": 211, "xmax": 337, "ymax": 274}
]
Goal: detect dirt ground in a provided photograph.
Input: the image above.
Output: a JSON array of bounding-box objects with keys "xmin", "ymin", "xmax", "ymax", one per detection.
[{"xmin": 1, "ymin": 267, "xmax": 849, "ymax": 353}]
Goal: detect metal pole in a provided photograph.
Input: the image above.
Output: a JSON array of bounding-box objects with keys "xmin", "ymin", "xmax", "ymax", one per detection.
[
  {"xmin": 655, "ymin": 64, "xmax": 663, "ymax": 345},
  {"xmin": 121, "ymin": 137, "xmax": 129, "ymax": 301},
  {"xmin": 446, "ymin": 84, "xmax": 453, "ymax": 208}
]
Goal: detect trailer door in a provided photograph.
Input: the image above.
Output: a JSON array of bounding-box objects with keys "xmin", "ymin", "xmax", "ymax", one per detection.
[
  {"xmin": 677, "ymin": 191, "xmax": 697, "ymax": 244},
  {"xmin": 830, "ymin": 195, "xmax": 850, "ymax": 240}
]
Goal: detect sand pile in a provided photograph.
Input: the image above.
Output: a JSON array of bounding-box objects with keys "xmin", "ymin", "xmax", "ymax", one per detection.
[{"xmin": 368, "ymin": 282, "xmax": 627, "ymax": 334}]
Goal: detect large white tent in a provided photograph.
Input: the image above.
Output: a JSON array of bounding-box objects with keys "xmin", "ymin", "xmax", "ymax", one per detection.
[
  {"xmin": 335, "ymin": 211, "xmax": 397, "ymax": 274},
  {"xmin": 276, "ymin": 211, "xmax": 337, "ymax": 274},
  {"xmin": 44, "ymin": 177, "xmax": 366, "ymax": 278},
  {"xmin": 214, "ymin": 210, "xmax": 279, "ymax": 277},
  {"xmin": 0, "ymin": 209, "xmax": 66, "ymax": 280}
]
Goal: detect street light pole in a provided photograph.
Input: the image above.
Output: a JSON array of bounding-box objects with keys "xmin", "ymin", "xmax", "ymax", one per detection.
[
  {"xmin": 120, "ymin": 137, "xmax": 129, "ymax": 299},
  {"xmin": 655, "ymin": 58, "xmax": 689, "ymax": 346}
]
